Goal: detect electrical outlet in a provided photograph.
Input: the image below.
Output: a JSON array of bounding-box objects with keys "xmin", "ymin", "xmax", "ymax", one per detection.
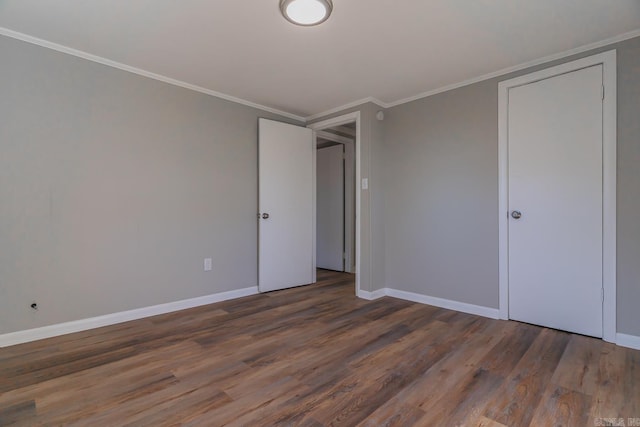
[{"xmin": 204, "ymin": 258, "xmax": 212, "ymax": 271}]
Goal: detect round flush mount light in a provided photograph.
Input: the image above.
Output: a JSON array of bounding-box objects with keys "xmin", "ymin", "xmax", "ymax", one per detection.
[{"xmin": 280, "ymin": 0, "xmax": 333, "ymax": 26}]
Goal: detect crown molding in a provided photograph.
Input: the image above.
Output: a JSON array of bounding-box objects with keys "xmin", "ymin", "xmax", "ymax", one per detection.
[
  {"xmin": 306, "ymin": 28, "xmax": 640, "ymax": 119},
  {"xmin": 305, "ymin": 97, "xmax": 385, "ymax": 122},
  {"xmin": 0, "ymin": 26, "xmax": 306, "ymax": 122},
  {"xmin": 2, "ymin": 25, "xmax": 639, "ymax": 123},
  {"xmin": 383, "ymin": 28, "xmax": 640, "ymax": 109}
]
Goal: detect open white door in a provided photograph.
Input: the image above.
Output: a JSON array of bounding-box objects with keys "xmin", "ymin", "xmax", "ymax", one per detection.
[
  {"xmin": 316, "ymin": 144, "xmax": 344, "ymax": 271},
  {"xmin": 258, "ymin": 118, "xmax": 314, "ymax": 293}
]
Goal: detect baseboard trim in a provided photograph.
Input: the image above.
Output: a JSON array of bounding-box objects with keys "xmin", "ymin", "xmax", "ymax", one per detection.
[
  {"xmin": 377, "ymin": 288, "xmax": 636, "ymax": 346},
  {"xmin": 616, "ymin": 333, "xmax": 640, "ymax": 350},
  {"xmin": 356, "ymin": 288, "xmax": 386, "ymax": 300},
  {"xmin": 384, "ymin": 288, "xmax": 500, "ymax": 320},
  {"xmin": 0, "ymin": 286, "xmax": 259, "ymax": 348},
  {"xmin": 4, "ymin": 285, "xmax": 630, "ymax": 349}
]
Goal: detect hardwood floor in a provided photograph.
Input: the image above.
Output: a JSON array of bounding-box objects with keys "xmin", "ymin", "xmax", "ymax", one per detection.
[{"xmin": 0, "ymin": 270, "xmax": 638, "ymax": 426}]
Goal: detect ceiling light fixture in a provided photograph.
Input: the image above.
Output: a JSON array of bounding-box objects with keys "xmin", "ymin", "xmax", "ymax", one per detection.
[{"xmin": 280, "ymin": 0, "xmax": 333, "ymax": 26}]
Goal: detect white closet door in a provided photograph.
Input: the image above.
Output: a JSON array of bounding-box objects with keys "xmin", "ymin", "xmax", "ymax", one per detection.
[{"xmin": 508, "ymin": 65, "xmax": 603, "ymax": 337}]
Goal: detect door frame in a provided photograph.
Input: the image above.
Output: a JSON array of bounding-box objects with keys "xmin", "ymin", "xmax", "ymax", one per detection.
[
  {"xmin": 315, "ymin": 131, "xmax": 355, "ymax": 273},
  {"xmin": 308, "ymin": 112, "xmax": 361, "ymax": 294},
  {"xmin": 498, "ymin": 50, "xmax": 617, "ymax": 343}
]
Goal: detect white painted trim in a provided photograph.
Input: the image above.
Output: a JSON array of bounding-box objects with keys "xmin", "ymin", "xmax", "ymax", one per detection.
[
  {"xmin": 3, "ymin": 24, "xmax": 637, "ymax": 124},
  {"xmin": 601, "ymin": 52, "xmax": 618, "ymax": 344},
  {"xmin": 306, "ymin": 97, "xmax": 385, "ymax": 122},
  {"xmin": 308, "ymin": 112, "xmax": 362, "ymax": 294},
  {"xmin": 343, "ymin": 141, "xmax": 355, "ymax": 273},
  {"xmin": 0, "ymin": 287, "xmax": 258, "ymax": 348},
  {"xmin": 498, "ymin": 50, "xmax": 617, "ymax": 342},
  {"xmin": 381, "ymin": 288, "xmax": 500, "ymax": 319},
  {"xmin": 498, "ymin": 80, "xmax": 510, "ymax": 321},
  {"xmin": 304, "ymin": 30, "xmax": 639, "ymax": 119},
  {"xmin": 316, "ymin": 130, "xmax": 354, "ymax": 145},
  {"xmin": 0, "ymin": 26, "xmax": 305, "ymax": 122},
  {"xmin": 616, "ymin": 333, "xmax": 640, "ymax": 351},
  {"xmin": 358, "ymin": 288, "xmax": 499, "ymax": 319},
  {"xmin": 381, "ymin": 29, "xmax": 640, "ymax": 110},
  {"xmin": 311, "ymin": 130, "xmax": 317, "ymax": 284},
  {"xmin": 356, "ymin": 289, "xmax": 386, "ymax": 301},
  {"xmin": 333, "ymin": 125, "xmax": 357, "ymax": 138},
  {"xmin": 366, "ymin": 288, "xmax": 640, "ymax": 350},
  {"xmin": 307, "ymin": 112, "xmax": 362, "ymax": 132}
]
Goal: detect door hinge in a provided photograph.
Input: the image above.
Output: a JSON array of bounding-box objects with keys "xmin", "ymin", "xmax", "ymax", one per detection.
[{"xmin": 602, "ymin": 85, "xmax": 605, "ymax": 100}]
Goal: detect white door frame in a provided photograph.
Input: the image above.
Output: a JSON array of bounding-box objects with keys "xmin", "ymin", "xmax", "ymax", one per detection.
[
  {"xmin": 498, "ymin": 50, "xmax": 617, "ymax": 342},
  {"xmin": 314, "ymin": 131, "xmax": 355, "ymax": 273},
  {"xmin": 308, "ymin": 112, "xmax": 361, "ymax": 294}
]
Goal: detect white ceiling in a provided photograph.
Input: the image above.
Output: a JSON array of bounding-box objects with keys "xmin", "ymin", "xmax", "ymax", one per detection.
[{"xmin": 1, "ymin": 1, "xmax": 639, "ymax": 119}]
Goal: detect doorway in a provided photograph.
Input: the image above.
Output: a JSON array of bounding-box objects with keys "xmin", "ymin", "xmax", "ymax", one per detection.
[
  {"xmin": 498, "ymin": 51, "xmax": 617, "ymax": 342},
  {"xmin": 258, "ymin": 112, "xmax": 362, "ymax": 295},
  {"xmin": 315, "ymin": 124, "xmax": 356, "ymax": 273},
  {"xmin": 309, "ymin": 112, "xmax": 361, "ymax": 294}
]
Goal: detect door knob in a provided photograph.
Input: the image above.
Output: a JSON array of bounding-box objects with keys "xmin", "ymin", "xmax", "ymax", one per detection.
[
  {"xmin": 262, "ymin": 213, "xmax": 270, "ymax": 219},
  {"xmin": 511, "ymin": 210, "xmax": 522, "ymax": 219}
]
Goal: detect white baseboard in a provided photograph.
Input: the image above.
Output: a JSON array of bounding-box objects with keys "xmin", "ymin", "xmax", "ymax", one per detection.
[
  {"xmin": 383, "ymin": 288, "xmax": 501, "ymax": 320},
  {"xmin": 0, "ymin": 286, "xmax": 259, "ymax": 348},
  {"xmin": 356, "ymin": 288, "xmax": 386, "ymax": 300},
  {"xmin": 361, "ymin": 288, "xmax": 637, "ymax": 347},
  {"xmin": 5, "ymin": 285, "xmax": 631, "ymax": 350},
  {"xmin": 616, "ymin": 333, "xmax": 640, "ymax": 350}
]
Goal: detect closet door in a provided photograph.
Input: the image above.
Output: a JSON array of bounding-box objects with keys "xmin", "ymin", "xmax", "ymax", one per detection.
[{"xmin": 507, "ymin": 65, "xmax": 604, "ymax": 337}]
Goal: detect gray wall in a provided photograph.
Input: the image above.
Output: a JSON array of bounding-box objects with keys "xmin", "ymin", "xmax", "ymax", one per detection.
[
  {"xmin": 309, "ymin": 103, "xmax": 386, "ymax": 292},
  {"xmin": 616, "ymin": 37, "xmax": 640, "ymax": 337},
  {"xmin": 383, "ymin": 36, "xmax": 640, "ymax": 336},
  {"xmin": 0, "ymin": 35, "xmax": 300, "ymax": 335},
  {"xmin": 383, "ymin": 82, "xmax": 498, "ymax": 308},
  {"xmin": 2, "ymin": 30, "xmax": 639, "ymax": 338}
]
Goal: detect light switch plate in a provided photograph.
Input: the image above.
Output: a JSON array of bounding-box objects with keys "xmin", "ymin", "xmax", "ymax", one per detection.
[
  {"xmin": 204, "ymin": 258, "xmax": 212, "ymax": 271},
  {"xmin": 362, "ymin": 178, "xmax": 369, "ymax": 190}
]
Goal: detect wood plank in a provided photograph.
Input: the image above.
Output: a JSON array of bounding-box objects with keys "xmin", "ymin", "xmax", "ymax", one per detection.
[
  {"xmin": 418, "ymin": 367, "xmax": 504, "ymax": 425},
  {"xmin": 551, "ymin": 334, "xmax": 602, "ymax": 395},
  {"xmin": 0, "ymin": 270, "xmax": 637, "ymax": 425},
  {"xmin": 483, "ymin": 328, "xmax": 571, "ymax": 426},
  {"xmin": 477, "ymin": 321, "xmax": 541, "ymax": 377},
  {"xmin": 357, "ymin": 404, "xmax": 426, "ymax": 427},
  {"xmin": 473, "ymin": 416, "xmax": 508, "ymax": 427},
  {"xmin": 588, "ymin": 343, "xmax": 640, "ymax": 423},
  {"xmin": 529, "ymin": 385, "xmax": 592, "ymax": 427},
  {"xmin": 0, "ymin": 400, "xmax": 36, "ymax": 426}
]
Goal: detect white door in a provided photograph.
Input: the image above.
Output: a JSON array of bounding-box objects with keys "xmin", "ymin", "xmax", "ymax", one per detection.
[
  {"xmin": 508, "ymin": 65, "xmax": 603, "ymax": 338},
  {"xmin": 258, "ymin": 118, "xmax": 314, "ymax": 293},
  {"xmin": 316, "ymin": 144, "xmax": 344, "ymax": 271}
]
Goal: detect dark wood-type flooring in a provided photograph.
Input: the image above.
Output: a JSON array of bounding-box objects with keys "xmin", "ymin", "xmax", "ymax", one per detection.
[{"xmin": 1, "ymin": 270, "xmax": 638, "ymax": 426}]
